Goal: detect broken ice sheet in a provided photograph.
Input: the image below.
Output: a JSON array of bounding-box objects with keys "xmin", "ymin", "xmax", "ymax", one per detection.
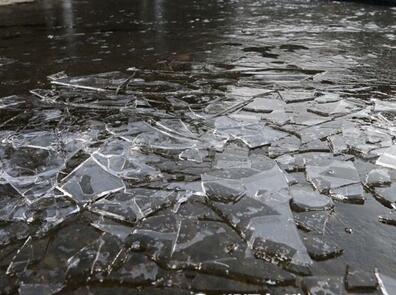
[
  {"xmin": 376, "ymin": 145, "xmax": 396, "ymax": 170},
  {"xmin": 293, "ymin": 211, "xmax": 331, "ymax": 234},
  {"xmin": 276, "ymin": 152, "xmax": 354, "ymax": 173},
  {"xmin": 373, "ymin": 184, "xmax": 396, "ymax": 209},
  {"xmin": 170, "ymin": 218, "xmax": 248, "ymax": 268},
  {"xmin": 298, "ymin": 119, "xmax": 343, "ymax": 144},
  {"xmin": 0, "ymin": 180, "xmax": 27, "ymax": 221},
  {"xmin": 278, "ymin": 90, "xmax": 315, "ymax": 103},
  {"xmin": 0, "ymin": 145, "xmax": 63, "ymax": 203},
  {"xmin": 0, "ymin": 221, "xmax": 30, "ymax": 247},
  {"xmin": 365, "ymin": 168, "xmax": 391, "ymax": 187},
  {"xmin": 314, "ymin": 92, "xmax": 341, "ymax": 104},
  {"xmin": 329, "ymin": 122, "xmax": 392, "ymax": 156},
  {"xmin": 302, "ymin": 276, "xmax": 345, "ymax": 295},
  {"xmin": 0, "ymin": 130, "xmax": 93, "ymax": 203},
  {"xmin": 373, "ymin": 99, "xmax": 396, "ymax": 113},
  {"xmin": 66, "ymin": 233, "xmax": 124, "ymax": 283},
  {"xmin": 0, "ymin": 95, "xmax": 26, "ymax": 110},
  {"xmin": 213, "ymin": 143, "xmax": 251, "ymax": 169},
  {"xmin": 92, "ymin": 139, "xmax": 161, "ymax": 181},
  {"xmin": 6, "ymin": 236, "xmax": 48, "ymax": 277},
  {"xmin": 108, "ymin": 120, "xmax": 212, "ymax": 157},
  {"xmin": 285, "ymin": 102, "xmax": 330, "ymax": 126},
  {"xmin": 202, "ymin": 159, "xmax": 289, "ymax": 203},
  {"xmin": 179, "ymin": 148, "xmax": 206, "ymax": 163},
  {"xmin": 213, "ymin": 114, "xmax": 288, "ymax": 148},
  {"xmin": 89, "ymin": 188, "xmax": 178, "ymax": 223},
  {"xmin": 307, "ymin": 99, "xmax": 361, "ymax": 117},
  {"xmin": 268, "ymin": 135, "xmax": 301, "ymax": 158},
  {"xmin": 126, "ymin": 212, "xmax": 179, "ymax": 262},
  {"xmin": 25, "ymin": 192, "xmax": 80, "ymax": 235},
  {"xmin": 91, "ymin": 218, "xmax": 134, "ymax": 242},
  {"xmin": 226, "ymin": 85, "xmax": 273, "ymax": 98},
  {"xmin": 7, "ymin": 217, "xmax": 101, "ymax": 285},
  {"xmin": 345, "ymin": 266, "xmax": 378, "ymax": 292},
  {"xmin": 50, "ymin": 71, "xmax": 130, "ymax": 91},
  {"xmin": 188, "ymin": 272, "xmax": 269, "ymax": 294},
  {"xmin": 306, "ymin": 160, "xmax": 361, "ymax": 194},
  {"xmin": 248, "ymin": 191, "xmax": 313, "ymax": 274},
  {"xmin": 329, "ymin": 183, "xmax": 365, "ymax": 204},
  {"xmin": 18, "ymin": 283, "xmax": 62, "ymax": 295},
  {"xmin": 200, "ymin": 257, "xmax": 296, "ymax": 287},
  {"xmin": 376, "ymin": 272, "xmax": 396, "ymax": 295},
  {"xmin": 379, "ymin": 212, "xmax": 396, "ymax": 226},
  {"xmin": 301, "ymin": 233, "xmax": 343, "ymax": 261},
  {"xmin": 262, "ymin": 109, "xmax": 292, "ymax": 126},
  {"xmin": 290, "ymin": 185, "xmax": 333, "ymax": 212},
  {"xmin": 106, "ymin": 251, "xmax": 160, "ymax": 285},
  {"xmin": 243, "ymin": 96, "xmax": 285, "ymax": 113},
  {"xmin": 59, "ymin": 157, "xmax": 125, "ymax": 204},
  {"xmin": 31, "ymin": 88, "xmax": 138, "ymax": 110}
]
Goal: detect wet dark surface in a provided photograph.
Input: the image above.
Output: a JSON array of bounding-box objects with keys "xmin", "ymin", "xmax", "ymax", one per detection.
[{"xmin": 1, "ymin": 0, "xmax": 396, "ymax": 294}]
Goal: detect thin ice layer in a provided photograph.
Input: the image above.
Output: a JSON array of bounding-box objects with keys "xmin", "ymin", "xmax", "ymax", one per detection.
[{"xmin": 59, "ymin": 157, "xmax": 125, "ymax": 204}]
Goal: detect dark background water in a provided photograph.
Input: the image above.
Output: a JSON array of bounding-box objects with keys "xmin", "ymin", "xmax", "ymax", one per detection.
[{"xmin": 0, "ymin": 0, "xmax": 395, "ymax": 97}]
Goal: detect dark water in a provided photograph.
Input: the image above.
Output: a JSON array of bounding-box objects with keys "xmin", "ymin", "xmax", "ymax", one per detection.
[
  {"xmin": 0, "ymin": 0, "xmax": 395, "ymax": 96},
  {"xmin": 0, "ymin": 0, "xmax": 396, "ymax": 294}
]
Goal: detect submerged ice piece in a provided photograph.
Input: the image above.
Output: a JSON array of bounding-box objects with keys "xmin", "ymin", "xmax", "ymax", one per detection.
[
  {"xmin": 306, "ymin": 160, "xmax": 363, "ymax": 202},
  {"xmin": 59, "ymin": 157, "xmax": 125, "ymax": 204}
]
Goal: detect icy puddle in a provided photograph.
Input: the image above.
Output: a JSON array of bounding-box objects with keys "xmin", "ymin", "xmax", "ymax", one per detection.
[{"xmin": 1, "ymin": 62, "xmax": 396, "ymax": 294}]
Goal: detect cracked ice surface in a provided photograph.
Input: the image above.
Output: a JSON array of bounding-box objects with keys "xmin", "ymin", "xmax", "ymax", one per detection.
[
  {"xmin": 1, "ymin": 64, "xmax": 396, "ymax": 294},
  {"xmin": 2, "ymin": 18, "xmax": 396, "ymax": 294}
]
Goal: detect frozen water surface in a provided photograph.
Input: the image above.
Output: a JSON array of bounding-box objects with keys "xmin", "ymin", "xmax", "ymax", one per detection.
[{"xmin": 1, "ymin": 0, "xmax": 396, "ymax": 293}]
